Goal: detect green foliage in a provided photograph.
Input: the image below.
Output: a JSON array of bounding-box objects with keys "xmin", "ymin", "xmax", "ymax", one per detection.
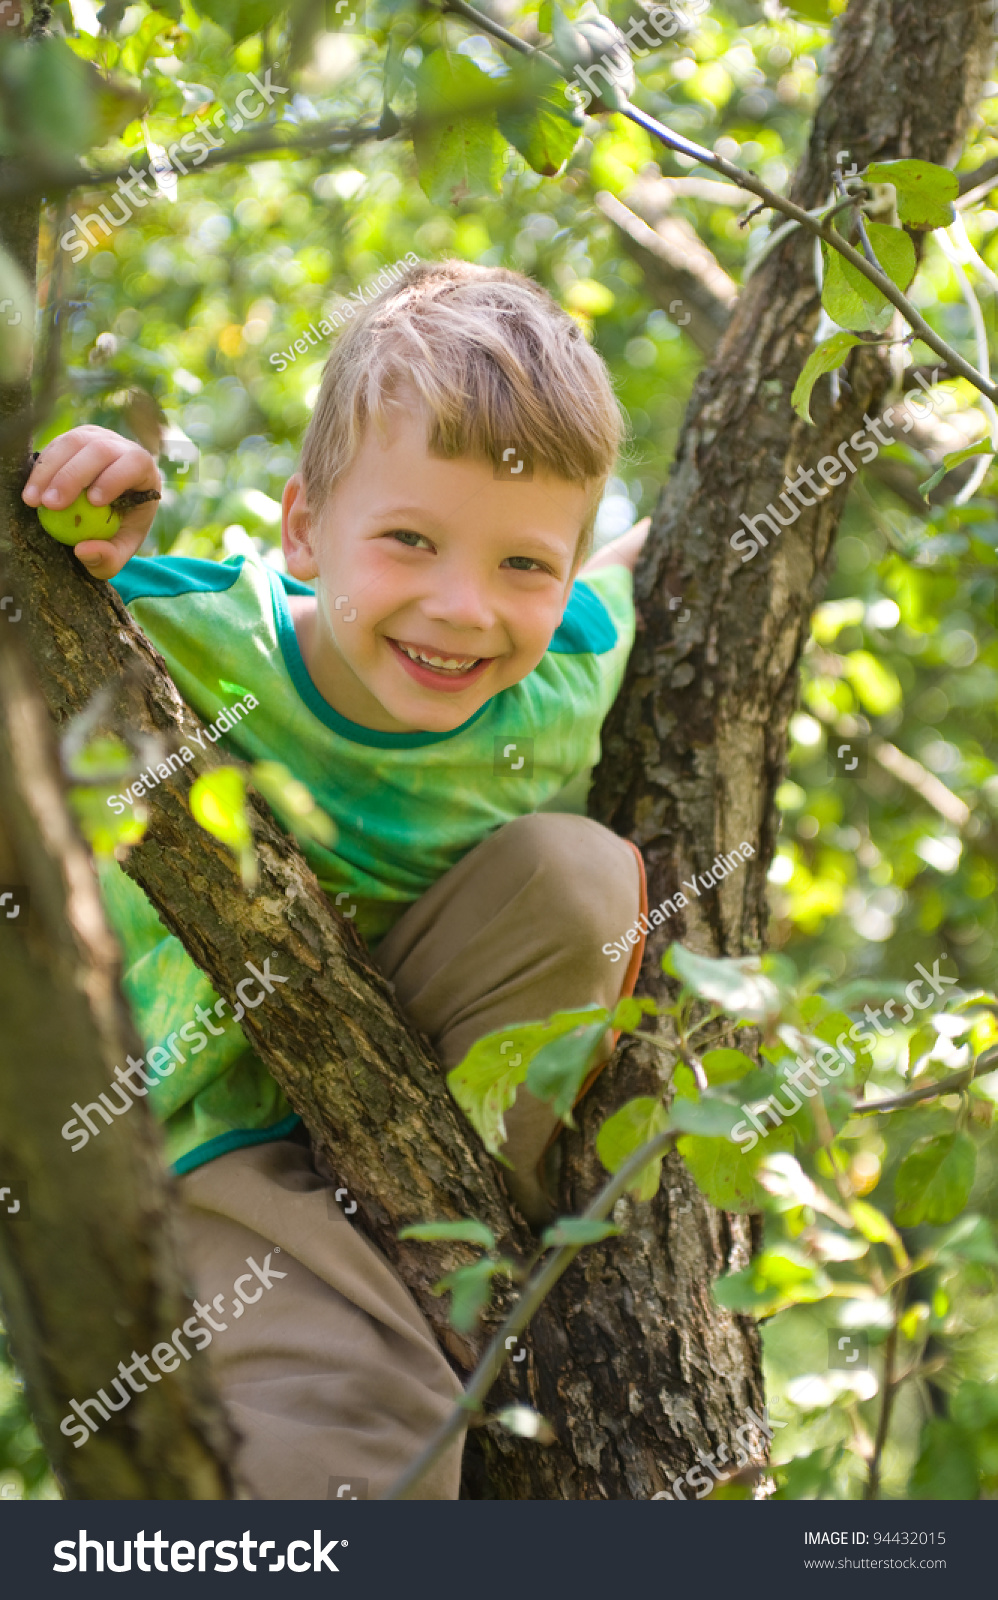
[
  {"xmin": 398, "ymin": 1219, "xmax": 497, "ymax": 1248},
  {"xmin": 251, "ymin": 760, "xmax": 336, "ymax": 848},
  {"xmin": 413, "ymin": 51, "xmax": 509, "ymax": 207},
  {"xmin": 432, "ymin": 1255, "xmax": 516, "ymax": 1333},
  {"xmin": 918, "ymin": 440, "xmax": 994, "ymax": 501},
  {"xmin": 893, "ymin": 1131, "xmax": 977, "ymax": 1226},
  {"xmin": 497, "ymin": 58, "xmax": 583, "ymax": 177},
  {"xmin": 863, "ymin": 159, "xmax": 959, "ymax": 231},
  {"xmin": 792, "ymin": 331, "xmax": 863, "ymax": 424},
  {"xmin": 525, "ymin": 1015, "xmax": 609, "ymax": 1124},
  {"xmin": 595, "ymin": 1095, "xmax": 670, "ymax": 1201},
  {"xmin": 540, "ymin": 1217, "xmax": 622, "ymax": 1247},
  {"xmin": 5, "ymin": 0, "xmax": 998, "ymax": 1504},
  {"xmin": 447, "ymin": 1007, "xmax": 608, "ymax": 1156},
  {"xmin": 663, "ymin": 942, "xmax": 781, "ymax": 1024},
  {"xmin": 820, "ymin": 222, "xmax": 916, "ymax": 335}
]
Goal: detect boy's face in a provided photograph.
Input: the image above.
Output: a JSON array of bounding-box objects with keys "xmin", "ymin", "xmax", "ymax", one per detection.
[{"xmin": 282, "ymin": 408, "xmax": 590, "ymax": 733}]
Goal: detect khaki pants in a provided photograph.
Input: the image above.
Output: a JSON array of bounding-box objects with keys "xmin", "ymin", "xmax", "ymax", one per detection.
[{"xmin": 179, "ymin": 813, "xmax": 646, "ymax": 1499}]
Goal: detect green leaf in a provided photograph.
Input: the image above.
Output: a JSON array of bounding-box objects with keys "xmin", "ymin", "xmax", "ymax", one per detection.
[
  {"xmin": 791, "ymin": 331, "xmax": 863, "ymax": 424},
  {"xmin": 670, "ymin": 1094, "xmax": 745, "ymax": 1138},
  {"xmin": 864, "ymin": 158, "xmax": 959, "ymax": 230},
  {"xmin": 821, "ymin": 223, "xmax": 916, "ymax": 334},
  {"xmin": 189, "ymin": 765, "xmax": 252, "ymax": 851},
  {"xmin": 850, "ymin": 1200, "xmax": 903, "ymax": 1250},
  {"xmin": 713, "ymin": 1246, "xmax": 832, "ymax": 1317},
  {"xmin": 894, "ymin": 1131, "xmax": 977, "ymax": 1227},
  {"xmin": 809, "ymin": 1009, "xmax": 872, "ymax": 1089},
  {"xmin": 413, "ymin": 51, "xmax": 508, "ymax": 207},
  {"xmin": 610, "ymin": 995, "xmax": 658, "ymax": 1032},
  {"xmin": 934, "ymin": 1214, "xmax": 998, "ymax": 1266},
  {"xmin": 595, "ymin": 1096, "xmax": 670, "ymax": 1202},
  {"xmin": 526, "ymin": 1017, "xmax": 609, "ymax": 1125},
  {"xmin": 3, "ymin": 37, "xmax": 97, "ymax": 165},
  {"xmin": 433, "ymin": 1256, "xmax": 514, "ymax": 1333},
  {"xmin": 190, "ymin": 0, "xmax": 274, "ymax": 44},
  {"xmin": 677, "ymin": 1124, "xmax": 795, "ymax": 1214},
  {"xmin": 497, "ymin": 58, "xmax": 583, "ymax": 177},
  {"xmin": 540, "ymin": 1217, "xmax": 622, "ymax": 1248},
  {"xmin": 251, "ymin": 759, "xmax": 336, "ymax": 848},
  {"xmin": 398, "ymin": 1219, "xmax": 497, "ymax": 1248},
  {"xmin": 909, "ymin": 1419, "xmax": 978, "ymax": 1499},
  {"xmin": 447, "ymin": 1008, "xmax": 608, "ymax": 1156},
  {"xmin": 700, "ymin": 1048, "xmax": 756, "ymax": 1086},
  {"xmin": 663, "ymin": 944, "xmax": 781, "ymax": 1024},
  {"xmin": 843, "ymin": 649, "xmax": 902, "ymax": 716},
  {"xmin": 918, "ymin": 441, "xmax": 994, "ymax": 501}
]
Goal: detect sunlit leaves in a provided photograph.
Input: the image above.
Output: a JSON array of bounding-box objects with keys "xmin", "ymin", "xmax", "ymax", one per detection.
[
  {"xmin": 713, "ymin": 1246, "xmax": 832, "ymax": 1317},
  {"xmin": 820, "ymin": 222, "xmax": 916, "ymax": 335},
  {"xmin": 893, "ymin": 1131, "xmax": 977, "ymax": 1227},
  {"xmin": 189, "ymin": 764, "xmax": 257, "ymax": 888},
  {"xmin": 791, "ymin": 331, "xmax": 863, "ymax": 424},
  {"xmin": 864, "ymin": 158, "xmax": 959, "ymax": 231},
  {"xmin": 525, "ymin": 1015, "xmax": 608, "ymax": 1124},
  {"xmin": 496, "ymin": 57, "xmax": 583, "ymax": 177},
  {"xmin": 918, "ymin": 441, "xmax": 994, "ymax": 501},
  {"xmin": 595, "ymin": 1095, "xmax": 670, "ymax": 1201},
  {"xmin": 432, "ymin": 1255, "xmax": 515, "ymax": 1333},
  {"xmin": 447, "ymin": 1007, "xmax": 608, "ymax": 1156},
  {"xmin": 398, "ymin": 1219, "xmax": 497, "ymax": 1248},
  {"xmin": 413, "ymin": 51, "xmax": 508, "ymax": 207},
  {"xmin": 664, "ymin": 943, "xmax": 781, "ymax": 1024},
  {"xmin": 251, "ymin": 759, "xmax": 336, "ymax": 848},
  {"xmin": 540, "ymin": 1217, "xmax": 622, "ymax": 1247}
]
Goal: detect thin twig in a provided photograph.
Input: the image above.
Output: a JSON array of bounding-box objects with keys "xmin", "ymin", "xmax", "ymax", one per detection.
[
  {"xmin": 380, "ymin": 1126, "xmax": 680, "ymax": 1500},
  {"xmin": 443, "ymin": 0, "xmax": 998, "ymax": 405},
  {"xmin": 864, "ymin": 1291, "xmax": 901, "ymax": 1500}
]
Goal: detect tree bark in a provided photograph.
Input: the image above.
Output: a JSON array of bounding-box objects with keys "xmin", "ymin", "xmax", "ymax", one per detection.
[
  {"xmin": 0, "ymin": 602, "xmax": 238, "ymax": 1498},
  {"xmin": 0, "ymin": 0, "xmax": 989, "ymax": 1502},
  {"xmin": 467, "ymin": 0, "xmax": 992, "ymax": 1499},
  {"xmin": 0, "ymin": 43, "xmax": 235, "ymax": 1491}
]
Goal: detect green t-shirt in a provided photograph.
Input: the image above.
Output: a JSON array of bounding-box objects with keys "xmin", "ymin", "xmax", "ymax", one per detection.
[{"xmin": 97, "ymin": 549, "xmax": 635, "ymax": 1174}]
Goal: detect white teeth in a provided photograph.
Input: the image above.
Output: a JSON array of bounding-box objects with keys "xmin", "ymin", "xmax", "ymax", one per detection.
[{"xmin": 398, "ymin": 642, "xmax": 479, "ymax": 673}]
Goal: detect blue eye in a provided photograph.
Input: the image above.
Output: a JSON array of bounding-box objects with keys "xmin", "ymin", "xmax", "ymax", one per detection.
[
  {"xmin": 389, "ymin": 529, "xmax": 429, "ymax": 548},
  {"xmin": 504, "ymin": 556, "xmax": 543, "ymax": 572}
]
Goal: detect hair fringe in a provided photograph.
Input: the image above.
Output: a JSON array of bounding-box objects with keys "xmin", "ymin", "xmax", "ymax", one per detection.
[{"xmin": 300, "ymin": 259, "xmax": 624, "ymax": 545}]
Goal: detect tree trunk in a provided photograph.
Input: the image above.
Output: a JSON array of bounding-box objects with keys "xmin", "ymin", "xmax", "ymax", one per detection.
[
  {"xmin": 0, "ymin": 69, "xmax": 235, "ymax": 1493},
  {"xmin": 467, "ymin": 0, "xmax": 991, "ymax": 1498},
  {"xmin": 0, "ymin": 0, "xmax": 988, "ymax": 1501},
  {"xmin": 0, "ymin": 605, "xmax": 238, "ymax": 1497}
]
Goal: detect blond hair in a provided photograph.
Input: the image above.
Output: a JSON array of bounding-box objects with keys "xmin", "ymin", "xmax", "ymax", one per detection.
[{"xmin": 300, "ymin": 258, "xmax": 623, "ymax": 549}]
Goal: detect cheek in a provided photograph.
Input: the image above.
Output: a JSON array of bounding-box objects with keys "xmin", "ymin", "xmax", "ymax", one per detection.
[{"xmin": 509, "ymin": 593, "xmax": 567, "ymax": 653}]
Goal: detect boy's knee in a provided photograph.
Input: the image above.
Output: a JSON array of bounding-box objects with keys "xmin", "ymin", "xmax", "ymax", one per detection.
[{"xmin": 497, "ymin": 812, "xmax": 641, "ymax": 947}]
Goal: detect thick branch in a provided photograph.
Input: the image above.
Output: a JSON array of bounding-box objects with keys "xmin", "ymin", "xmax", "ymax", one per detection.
[
  {"xmin": 4, "ymin": 509, "xmax": 531, "ymax": 1371},
  {"xmin": 0, "ymin": 516, "xmax": 237, "ymax": 1498}
]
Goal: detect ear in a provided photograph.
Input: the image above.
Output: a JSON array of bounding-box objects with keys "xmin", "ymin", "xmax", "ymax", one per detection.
[{"xmin": 282, "ymin": 475, "xmax": 318, "ymax": 580}]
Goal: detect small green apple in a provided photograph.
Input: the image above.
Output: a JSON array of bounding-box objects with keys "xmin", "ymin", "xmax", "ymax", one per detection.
[{"xmin": 38, "ymin": 492, "xmax": 122, "ymax": 546}]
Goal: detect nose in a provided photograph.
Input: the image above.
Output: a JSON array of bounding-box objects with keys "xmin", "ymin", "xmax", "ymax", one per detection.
[{"xmin": 419, "ymin": 562, "xmax": 496, "ymax": 635}]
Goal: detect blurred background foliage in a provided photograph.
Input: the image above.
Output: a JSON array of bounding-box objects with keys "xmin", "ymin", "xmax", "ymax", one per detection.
[{"xmin": 1, "ymin": 0, "xmax": 997, "ymax": 1498}]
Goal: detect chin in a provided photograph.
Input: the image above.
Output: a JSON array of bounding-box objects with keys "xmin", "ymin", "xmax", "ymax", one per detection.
[{"xmin": 395, "ymin": 697, "xmax": 483, "ymax": 732}]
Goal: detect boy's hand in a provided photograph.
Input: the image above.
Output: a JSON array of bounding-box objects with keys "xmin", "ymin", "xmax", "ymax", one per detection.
[
  {"xmin": 578, "ymin": 515, "xmax": 651, "ymax": 578},
  {"xmin": 22, "ymin": 425, "xmax": 162, "ymax": 580}
]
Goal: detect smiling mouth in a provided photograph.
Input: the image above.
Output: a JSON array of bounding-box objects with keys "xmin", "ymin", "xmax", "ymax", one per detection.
[{"xmin": 389, "ymin": 638, "xmax": 487, "ymax": 676}]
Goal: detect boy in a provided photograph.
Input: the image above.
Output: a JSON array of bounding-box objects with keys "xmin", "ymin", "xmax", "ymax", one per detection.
[{"xmin": 24, "ymin": 260, "xmax": 649, "ymax": 1499}]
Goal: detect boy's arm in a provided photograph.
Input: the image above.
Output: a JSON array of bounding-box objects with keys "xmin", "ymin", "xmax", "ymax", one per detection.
[
  {"xmin": 577, "ymin": 515, "xmax": 650, "ymax": 578},
  {"xmin": 22, "ymin": 424, "xmax": 162, "ymax": 580}
]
